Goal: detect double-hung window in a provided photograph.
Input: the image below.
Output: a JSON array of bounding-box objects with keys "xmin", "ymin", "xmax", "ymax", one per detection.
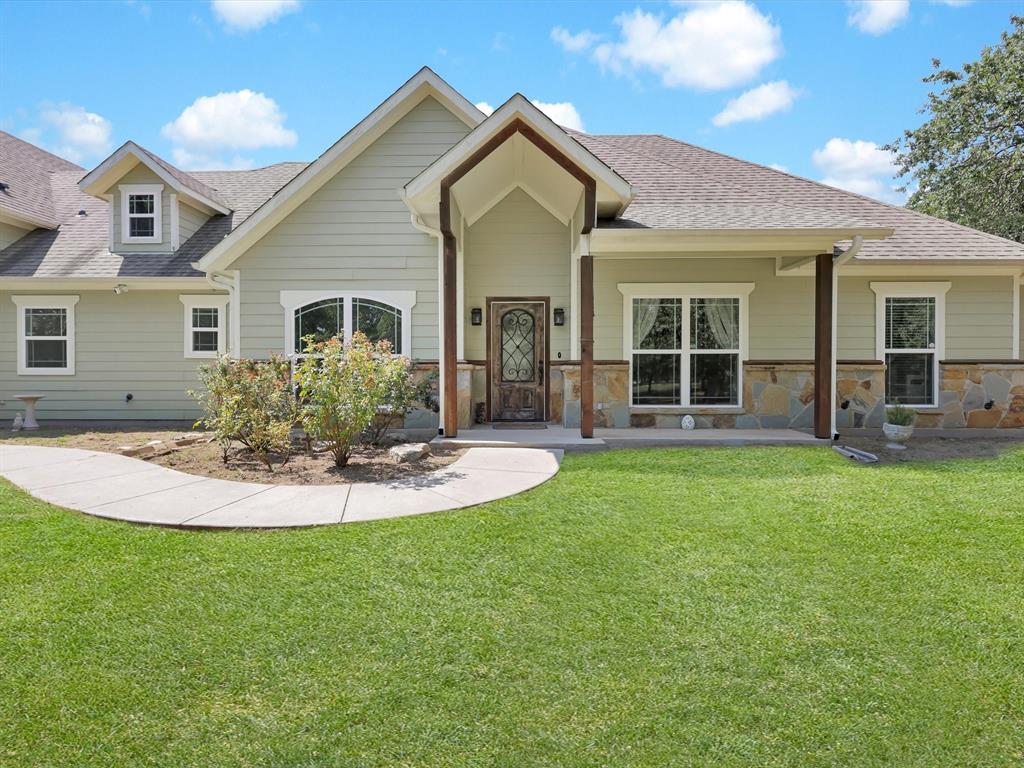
[
  {"xmin": 13, "ymin": 295, "xmax": 79, "ymax": 375},
  {"xmin": 180, "ymin": 295, "xmax": 229, "ymax": 358},
  {"xmin": 872, "ymin": 282, "xmax": 950, "ymax": 407},
  {"xmin": 281, "ymin": 290, "xmax": 416, "ymax": 359},
  {"xmin": 120, "ymin": 184, "xmax": 163, "ymax": 244},
  {"xmin": 622, "ymin": 284, "xmax": 753, "ymax": 408}
]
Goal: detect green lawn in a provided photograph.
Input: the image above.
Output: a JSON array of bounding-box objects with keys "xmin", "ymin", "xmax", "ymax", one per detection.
[{"xmin": 2, "ymin": 446, "xmax": 1023, "ymax": 767}]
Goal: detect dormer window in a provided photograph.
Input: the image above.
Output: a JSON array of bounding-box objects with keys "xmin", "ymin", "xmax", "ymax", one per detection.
[{"xmin": 120, "ymin": 184, "xmax": 163, "ymax": 244}]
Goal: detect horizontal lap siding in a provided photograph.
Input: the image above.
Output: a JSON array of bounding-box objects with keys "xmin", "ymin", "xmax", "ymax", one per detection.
[
  {"xmin": 0, "ymin": 290, "xmax": 222, "ymax": 420},
  {"xmin": 464, "ymin": 188, "xmax": 570, "ymax": 360},
  {"xmin": 110, "ymin": 164, "xmax": 173, "ymax": 254},
  {"xmin": 0, "ymin": 222, "xmax": 30, "ymax": 251},
  {"xmin": 595, "ymin": 261, "xmax": 1019, "ymax": 362},
  {"xmin": 946, "ymin": 276, "xmax": 1015, "ymax": 358},
  {"xmin": 178, "ymin": 200, "xmax": 208, "ymax": 244},
  {"xmin": 593, "ymin": 256, "xmax": 815, "ymax": 360},
  {"xmin": 235, "ymin": 96, "xmax": 469, "ymax": 360}
]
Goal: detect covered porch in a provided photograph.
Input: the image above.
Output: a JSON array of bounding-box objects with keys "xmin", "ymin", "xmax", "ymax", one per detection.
[{"xmin": 403, "ymin": 97, "xmax": 893, "ymax": 442}]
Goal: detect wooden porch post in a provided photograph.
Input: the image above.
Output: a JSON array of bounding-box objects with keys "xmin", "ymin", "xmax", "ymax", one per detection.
[
  {"xmin": 440, "ymin": 182, "xmax": 459, "ymax": 438},
  {"xmin": 580, "ymin": 252, "xmax": 594, "ymax": 438},
  {"xmin": 814, "ymin": 253, "xmax": 833, "ymax": 440}
]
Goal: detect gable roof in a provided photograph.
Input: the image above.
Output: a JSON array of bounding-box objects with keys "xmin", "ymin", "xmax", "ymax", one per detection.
[
  {"xmin": 0, "ymin": 131, "xmax": 83, "ymax": 229},
  {"xmin": 0, "ymin": 162, "xmax": 305, "ymax": 279},
  {"xmin": 403, "ymin": 94, "xmax": 634, "ymax": 222},
  {"xmin": 79, "ymin": 141, "xmax": 232, "ymax": 214},
  {"xmin": 572, "ymin": 132, "xmax": 1024, "ymax": 261},
  {"xmin": 195, "ymin": 66, "xmax": 484, "ymax": 273}
]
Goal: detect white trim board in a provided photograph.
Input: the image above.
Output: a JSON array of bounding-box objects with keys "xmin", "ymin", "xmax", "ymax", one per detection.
[
  {"xmin": 12, "ymin": 295, "xmax": 80, "ymax": 376},
  {"xmin": 119, "ymin": 184, "xmax": 163, "ymax": 244},
  {"xmin": 618, "ymin": 283, "xmax": 754, "ymax": 410},
  {"xmin": 180, "ymin": 294, "xmax": 230, "ymax": 359},
  {"xmin": 870, "ymin": 281, "xmax": 950, "ymax": 407},
  {"xmin": 279, "ymin": 289, "xmax": 416, "ymax": 357}
]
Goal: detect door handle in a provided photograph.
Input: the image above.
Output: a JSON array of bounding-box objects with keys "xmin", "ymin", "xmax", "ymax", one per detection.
[{"xmin": 538, "ymin": 361, "xmax": 544, "ymax": 378}]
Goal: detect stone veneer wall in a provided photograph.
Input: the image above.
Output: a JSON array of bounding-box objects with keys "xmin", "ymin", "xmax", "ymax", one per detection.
[
  {"xmin": 933, "ymin": 363, "xmax": 1024, "ymax": 429},
  {"xmin": 449, "ymin": 360, "xmax": 1024, "ymax": 430}
]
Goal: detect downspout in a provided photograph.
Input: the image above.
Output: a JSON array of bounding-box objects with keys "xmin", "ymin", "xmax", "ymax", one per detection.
[
  {"xmin": 205, "ymin": 270, "xmax": 240, "ymax": 357},
  {"xmin": 831, "ymin": 235, "xmax": 863, "ymax": 439},
  {"xmin": 408, "ymin": 212, "xmax": 447, "ymax": 434}
]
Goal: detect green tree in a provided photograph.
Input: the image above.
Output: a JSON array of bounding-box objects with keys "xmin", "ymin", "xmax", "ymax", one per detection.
[{"xmin": 888, "ymin": 16, "xmax": 1023, "ymax": 242}]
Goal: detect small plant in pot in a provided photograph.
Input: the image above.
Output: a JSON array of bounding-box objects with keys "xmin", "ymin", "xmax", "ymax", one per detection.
[{"xmin": 882, "ymin": 403, "xmax": 916, "ymax": 450}]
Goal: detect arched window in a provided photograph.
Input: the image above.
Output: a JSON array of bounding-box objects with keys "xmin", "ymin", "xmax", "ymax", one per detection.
[{"xmin": 281, "ymin": 290, "xmax": 415, "ymax": 356}]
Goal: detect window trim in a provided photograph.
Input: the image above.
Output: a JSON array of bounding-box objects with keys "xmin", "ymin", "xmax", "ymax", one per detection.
[
  {"xmin": 619, "ymin": 283, "xmax": 754, "ymax": 409},
  {"xmin": 871, "ymin": 282, "xmax": 950, "ymax": 408},
  {"xmin": 12, "ymin": 295, "xmax": 79, "ymax": 376},
  {"xmin": 180, "ymin": 295, "xmax": 229, "ymax": 359},
  {"xmin": 120, "ymin": 183, "xmax": 163, "ymax": 244},
  {"xmin": 279, "ymin": 289, "xmax": 416, "ymax": 357}
]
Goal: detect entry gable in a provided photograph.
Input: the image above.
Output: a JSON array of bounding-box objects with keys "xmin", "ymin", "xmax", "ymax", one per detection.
[{"xmin": 195, "ymin": 67, "xmax": 485, "ymax": 274}]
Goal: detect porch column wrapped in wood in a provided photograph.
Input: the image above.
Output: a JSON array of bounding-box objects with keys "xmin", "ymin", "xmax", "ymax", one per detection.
[
  {"xmin": 814, "ymin": 253, "xmax": 834, "ymax": 439},
  {"xmin": 580, "ymin": 252, "xmax": 594, "ymax": 438}
]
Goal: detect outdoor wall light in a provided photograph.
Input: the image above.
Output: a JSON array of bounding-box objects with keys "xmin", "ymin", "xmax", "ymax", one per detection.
[
  {"xmin": 470, "ymin": 307, "xmax": 483, "ymax": 326},
  {"xmin": 553, "ymin": 307, "xmax": 566, "ymax": 326}
]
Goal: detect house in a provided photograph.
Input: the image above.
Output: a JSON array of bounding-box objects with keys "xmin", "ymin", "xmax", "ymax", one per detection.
[{"xmin": 2, "ymin": 67, "xmax": 1023, "ymax": 439}]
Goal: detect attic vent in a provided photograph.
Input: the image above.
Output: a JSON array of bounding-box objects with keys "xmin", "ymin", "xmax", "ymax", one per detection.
[
  {"xmin": 0, "ymin": 182, "xmax": 9, "ymax": 192},
  {"xmin": 77, "ymin": 209, "xmax": 88, "ymax": 217}
]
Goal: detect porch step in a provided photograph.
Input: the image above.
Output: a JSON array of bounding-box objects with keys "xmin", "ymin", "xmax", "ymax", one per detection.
[{"xmin": 430, "ymin": 425, "xmax": 607, "ymax": 451}]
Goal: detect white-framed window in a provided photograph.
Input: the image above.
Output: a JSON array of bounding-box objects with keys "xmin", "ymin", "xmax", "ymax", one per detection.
[
  {"xmin": 180, "ymin": 295, "xmax": 229, "ymax": 358},
  {"xmin": 120, "ymin": 184, "xmax": 163, "ymax": 243},
  {"xmin": 871, "ymin": 282, "xmax": 950, "ymax": 407},
  {"xmin": 620, "ymin": 283, "xmax": 754, "ymax": 408},
  {"xmin": 279, "ymin": 290, "xmax": 416, "ymax": 358},
  {"xmin": 12, "ymin": 295, "xmax": 79, "ymax": 375}
]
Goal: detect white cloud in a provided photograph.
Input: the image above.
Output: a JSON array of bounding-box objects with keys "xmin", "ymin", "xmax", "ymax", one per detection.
[
  {"xmin": 712, "ymin": 80, "xmax": 800, "ymax": 126},
  {"xmin": 847, "ymin": 0, "xmax": 909, "ymax": 35},
  {"xmin": 531, "ymin": 101, "xmax": 585, "ymax": 131},
  {"xmin": 24, "ymin": 102, "xmax": 113, "ymax": 163},
  {"xmin": 211, "ymin": 0, "xmax": 299, "ymax": 32},
  {"xmin": 931, "ymin": 0, "xmax": 972, "ymax": 5},
  {"xmin": 812, "ymin": 137, "xmax": 904, "ymax": 204},
  {"xmin": 768, "ymin": 163, "xmax": 789, "ymax": 172},
  {"xmin": 473, "ymin": 100, "xmax": 584, "ymax": 131},
  {"xmin": 162, "ymin": 89, "xmax": 297, "ymax": 169},
  {"xmin": 551, "ymin": 26, "xmax": 600, "ymax": 53},
  {"xmin": 591, "ymin": 1, "xmax": 781, "ymax": 90}
]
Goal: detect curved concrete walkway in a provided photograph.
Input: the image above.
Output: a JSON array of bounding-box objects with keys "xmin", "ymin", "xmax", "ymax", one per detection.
[{"xmin": 0, "ymin": 444, "xmax": 562, "ymax": 529}]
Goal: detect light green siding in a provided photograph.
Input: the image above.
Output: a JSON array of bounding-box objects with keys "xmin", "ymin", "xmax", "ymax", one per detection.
[
  {"xmin": 464, "ymin": 188, "xmax": 570, "ymax": 360},
  {"xmin": 179, "ymin": 200, "xmax": 208, "ymax": 244},
  {"xmin": 594, "ymin": 256, "xmax": 816, "ymax": 360},
  {"xmin": 0, "ymin": 290, "xmax": 220, "ymax": 421},
  {"xmin": 0, "ymin": 221, "xmax": 30, "ymax": 251},
  {"xmin": 108, "ymin": 164, "xmax": 173, "ymax": 254},
  {"xmin": 594, "ymin": 258, "xmax": 1018, "ymax": 362},
  {"xmin": 234, "ymin": 96, "xmax": 471, "ymax": 360}
]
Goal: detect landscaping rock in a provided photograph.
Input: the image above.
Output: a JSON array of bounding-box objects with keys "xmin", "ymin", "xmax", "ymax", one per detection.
[{"xmin": 389, "ymin": 442, "xmax": 431, "ymax": 463}]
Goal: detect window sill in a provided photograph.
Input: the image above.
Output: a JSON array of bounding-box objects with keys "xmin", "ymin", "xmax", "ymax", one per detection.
[
  {"xmin": 17, "ymin": 368, "xmax": 74, "ymax": 376},
  {"xmin": 630, "ymin": 406, "xmax": 744, "ymax": 415}
]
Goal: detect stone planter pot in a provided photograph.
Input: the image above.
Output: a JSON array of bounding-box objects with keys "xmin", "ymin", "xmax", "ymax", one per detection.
[{"xmin": 882, "ymin": 422, "xmax": 914, "ymax": 450}]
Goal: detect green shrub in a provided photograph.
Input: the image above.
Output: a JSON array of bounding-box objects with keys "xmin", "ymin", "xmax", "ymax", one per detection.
[
  {"xmin": 294, "ymin": 332, "xmax": 401, "ymax": 467},
  {"xmin": 362, "ymin": 355, "xmax": 420, "ymax": 447},
  {"xmin": 885, "ymin": 403, "xmax": 917, "ymax": 427},
  {"xmin": 189, "ymin": 355, "xmax": 297, "ymax": 471}
]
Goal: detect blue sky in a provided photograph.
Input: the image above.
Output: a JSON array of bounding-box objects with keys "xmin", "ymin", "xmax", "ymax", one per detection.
[{"xmin": 1, "ymin": 0, "xmax": 1018, "ymax": 203}]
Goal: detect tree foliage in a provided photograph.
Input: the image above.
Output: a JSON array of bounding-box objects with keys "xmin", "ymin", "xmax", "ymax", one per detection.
[{"xmin": 887, "ymin": 16, "xmax": 1023, "ymax": 242}]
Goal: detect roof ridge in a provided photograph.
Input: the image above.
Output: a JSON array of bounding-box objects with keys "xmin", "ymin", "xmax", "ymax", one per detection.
[{"xmin": 641, "ymin": 133, "xmax": 1024, "ymax": 250}]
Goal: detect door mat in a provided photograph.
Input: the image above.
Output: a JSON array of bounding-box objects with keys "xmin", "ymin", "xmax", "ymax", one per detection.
[{"xmin": 491, "ymin": 423, "xmax": 548, "ymax": 430}]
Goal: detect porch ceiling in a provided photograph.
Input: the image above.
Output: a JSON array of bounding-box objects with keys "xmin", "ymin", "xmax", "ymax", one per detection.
[{"xmin": 450, "ymin": 133, "xmax": 583, "ymax": 227}]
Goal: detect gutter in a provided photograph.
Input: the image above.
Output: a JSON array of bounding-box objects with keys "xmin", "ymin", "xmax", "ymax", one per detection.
[
  {"xmin": 408, "ymin": 211, "xmax": 450, "ymax": 433},
  {"xmin": 205, "ymin": 269, "xmax": 241, "ymax": 357},
  {"xmin": 830, "ymin": 235, "xmax": 863, "ymax": 439}
]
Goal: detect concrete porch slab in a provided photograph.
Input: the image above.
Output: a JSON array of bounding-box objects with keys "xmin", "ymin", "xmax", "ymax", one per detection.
[
  {"xmin": 431, "ymin": 425, "xmax": 607, "ymax": 450},
  {"xmin": 596, "ymin": 428, "xmax": 828, "ymax": 448}
]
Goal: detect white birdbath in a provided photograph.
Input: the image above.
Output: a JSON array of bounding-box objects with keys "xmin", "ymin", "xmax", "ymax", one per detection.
[{"xmin": 14, "ymin": 394, "xmax": 45, "ymax": 430}]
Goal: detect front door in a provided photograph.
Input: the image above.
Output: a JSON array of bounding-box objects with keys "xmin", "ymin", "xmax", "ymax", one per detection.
[{"xmin": 489, "ymin": 300, "xmax": 547, "ymax": 421}]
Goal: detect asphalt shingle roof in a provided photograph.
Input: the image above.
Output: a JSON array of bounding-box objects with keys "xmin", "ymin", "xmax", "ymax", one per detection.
[
  {"xmin": 571, "ymin": 132, "xmax": 1024, "ymax": 261},
  {"xmin": 0, "ymin": 161, "xmax": 306, "ymax": 278},
  {"xmin": 0, "ymin": 131, "xmax": 83, "ymax": 228}
]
